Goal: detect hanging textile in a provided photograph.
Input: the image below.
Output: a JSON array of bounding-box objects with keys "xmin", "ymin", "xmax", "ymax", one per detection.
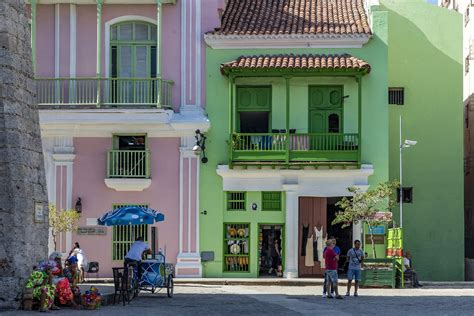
[
  {"xmin": 315, "ymin": 226, "xmax": 324, "ymax": 263},
  {"xmin": 301, "ymin": 225, "xmax": 309, "ymax": 256},
  {"xmin": 305, "ymin": 234, "xmax": 314, "ymax": 267}
]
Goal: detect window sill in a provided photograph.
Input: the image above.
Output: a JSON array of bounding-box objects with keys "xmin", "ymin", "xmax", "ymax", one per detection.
[{"xmin": 104, "ymin": 178, "xmax": 152, "ymax": 191}]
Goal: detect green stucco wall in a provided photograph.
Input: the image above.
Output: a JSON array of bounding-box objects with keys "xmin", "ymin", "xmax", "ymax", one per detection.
[
  {"xmin": 201, "ymin": 12, "xmax": 390, "ymax": 277},
  {"xmin": 381, "ymin": 0, "xmax": 464, "ymax": 281}
]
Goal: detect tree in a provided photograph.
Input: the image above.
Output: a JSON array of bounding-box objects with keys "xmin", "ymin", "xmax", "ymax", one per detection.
[
  {"xmin": 331, "ymin": 181, "xmax": 399, "ymax": 258},
  {"xmin": 49, "ymin": 204, "xmax": 81, "ymax": 251}
]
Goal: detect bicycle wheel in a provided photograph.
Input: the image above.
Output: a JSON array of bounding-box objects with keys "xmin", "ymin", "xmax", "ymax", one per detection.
[{"xmin": 167, "ymin": 275, "xmax": 174, "ymax": 298}]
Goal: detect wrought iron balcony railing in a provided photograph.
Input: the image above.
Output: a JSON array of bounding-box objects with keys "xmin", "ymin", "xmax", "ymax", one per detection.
[{"xmin": 36, "ymin": 78, "xmax": 173, "ymax": 108}]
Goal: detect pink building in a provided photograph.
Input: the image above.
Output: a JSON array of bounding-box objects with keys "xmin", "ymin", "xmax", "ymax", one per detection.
[{"xmin": 30, "ymin": 0, "xmax": 213, "ymax": 278}]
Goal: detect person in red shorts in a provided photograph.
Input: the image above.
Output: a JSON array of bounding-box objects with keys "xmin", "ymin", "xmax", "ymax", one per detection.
[{"xmin": 324, "ymin": 239, "xmax": 343, "ymax": 299}]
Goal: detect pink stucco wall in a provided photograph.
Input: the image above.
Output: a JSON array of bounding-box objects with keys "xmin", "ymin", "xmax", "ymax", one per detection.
[
  {"xmin": 36, "ymin": 5, "xmax": 55, "ymax": 77},
  {"xmin": 71, "ymin": 137, "xmax": 180, "ymax": 277}
]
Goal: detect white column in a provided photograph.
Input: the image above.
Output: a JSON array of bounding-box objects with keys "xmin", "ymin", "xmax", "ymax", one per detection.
[
  {"xmin": 176, "ymin": 137, "xmax": 202, "ymax": 277},
  {"xmin": 283, "ymin": 184, "xmax": 299, "ymax": 278},
  {"xmin": 52, "ymin": 136, "xmax": 75, "ymax": 254}
]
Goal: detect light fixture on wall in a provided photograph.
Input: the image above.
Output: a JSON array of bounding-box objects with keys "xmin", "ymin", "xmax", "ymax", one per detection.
[
  {"xmin": 75, "ymin": 197, "xmax": 82, "ymax": 213},
  {"xmin": 193, "ymin": 129, "xmax": 208, "ymax": 163},
  {"xmin": 251, "ymin": 203, "xmax": 258, "ymax": 211}
]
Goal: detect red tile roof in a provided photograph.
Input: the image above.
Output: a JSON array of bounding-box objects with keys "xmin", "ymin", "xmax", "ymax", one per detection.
[
  {"xmin": 221, "ymin": 54, "xmax": 371, "ymax": 75},
  {"xmin": 211, "ymin": 0, "xmax": 371, "ymax": 36}
]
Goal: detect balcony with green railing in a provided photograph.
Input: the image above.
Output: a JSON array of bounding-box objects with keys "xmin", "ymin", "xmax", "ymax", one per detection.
[
  {"xmin": 36, "ymin": 78, "xmax": 174, "ymax": 108},
  {"xmin": 107, "ymin": 150, "xmax": 151, "ymax": 178},
  {"xmin": 230, "ymin": 133, "xmax": 360, "ymax": 166}
]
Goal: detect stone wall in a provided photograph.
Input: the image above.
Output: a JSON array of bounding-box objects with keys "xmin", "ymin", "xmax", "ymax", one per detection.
[{"xmin": 0, "ymin": 0, "xmax": 49, "ymax": 309}]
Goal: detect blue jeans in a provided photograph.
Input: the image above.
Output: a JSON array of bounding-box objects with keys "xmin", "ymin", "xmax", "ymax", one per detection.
[{"xmin": 347, "ymin": 269, "xmax": 361, "ymax": 281}]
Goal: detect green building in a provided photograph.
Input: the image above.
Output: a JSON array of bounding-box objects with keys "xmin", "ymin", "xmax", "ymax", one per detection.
[{"xmin": 199, "ymin": 0, "xmax": 463, "ymax": 281}]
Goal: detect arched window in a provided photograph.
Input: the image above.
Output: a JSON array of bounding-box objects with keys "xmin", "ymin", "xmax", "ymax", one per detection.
[{"xmin": 110, "ymin": 22, "xmax": 157, "ymax": 79}]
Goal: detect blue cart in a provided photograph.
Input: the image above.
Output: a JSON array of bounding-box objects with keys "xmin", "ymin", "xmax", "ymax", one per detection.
[{"xmin": 140, "ymin": 254, "xmax": 174, "ymax": 297}]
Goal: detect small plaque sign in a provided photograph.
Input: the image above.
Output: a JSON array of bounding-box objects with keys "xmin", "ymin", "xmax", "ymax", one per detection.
[
  {"xmin": 365, "ymin": 235, "xmax": 385, "ymax": 245},
  {"xmin": 77, "ymin": 227, "xmax": 107, "ymax": 236},
  {"xmin": 34, "ymin": 203, "xmax": 45, "ymax": 223}
]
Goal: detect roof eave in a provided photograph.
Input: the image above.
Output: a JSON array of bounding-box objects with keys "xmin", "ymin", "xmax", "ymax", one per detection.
[
  {"xmin": 221, "ymin": 68, "xmax": 371, "ymax": 77},
  {"xmin": 205, "ymin": 34, "xmax": 372, "ymax": 49}
]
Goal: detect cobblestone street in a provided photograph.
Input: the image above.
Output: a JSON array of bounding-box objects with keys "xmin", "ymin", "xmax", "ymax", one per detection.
[{"xmin": 6, "ymin": 284, "xmax": 474, "ymax": 315}]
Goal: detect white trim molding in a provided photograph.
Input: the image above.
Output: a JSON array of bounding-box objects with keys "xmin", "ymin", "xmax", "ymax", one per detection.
[
  {"xmin": 104, "ymin": 178, "xmax": 152, "ymax": 191},
  {"xmin": 175, "ymin": 253, "xmax": 202, "ymax": 278},
  {"xmin": 216, "ymin": 164, "xmax": 374, "ymax": 195},
  {"xmin": 204, "ymin": 34, "xmax": 372, "ymax": 49},
  {"xmin": 39, "ymin": 108, "xmax": 210, "ymax": 138}
]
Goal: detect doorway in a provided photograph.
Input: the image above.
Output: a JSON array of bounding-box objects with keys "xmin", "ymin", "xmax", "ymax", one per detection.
[
  {"xmin": 327, "ymin": 197, "xmax": 352, "ymax": 272},
  {"xmin": 298, "ymin": 197, "xmax": 327, "ymax": 277},
  {"xmin": 258, "ymin": 225, "xmax": 283, "ymax": 277}
]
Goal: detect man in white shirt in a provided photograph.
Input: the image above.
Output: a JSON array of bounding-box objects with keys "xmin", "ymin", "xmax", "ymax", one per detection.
[
  {"xmin": 403, "ymin": 250, "xmax": 422, "ymax": 288},
  {"xmin": 124, "ymin": 237, "xmax": 152, "ymax": 279}
]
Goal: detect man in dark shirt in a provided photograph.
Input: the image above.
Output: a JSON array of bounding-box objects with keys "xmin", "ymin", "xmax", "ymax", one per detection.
[{"xmin": 324, "ymin": 240, "xmax": 343, "ymax": 299}]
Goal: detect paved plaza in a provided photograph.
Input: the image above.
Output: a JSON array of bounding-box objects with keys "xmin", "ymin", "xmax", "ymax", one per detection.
[{"xmin": 6, "ymin": 284, "xmax": 474, "ymax": 315}]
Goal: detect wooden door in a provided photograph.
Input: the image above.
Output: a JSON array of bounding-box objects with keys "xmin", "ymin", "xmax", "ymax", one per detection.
[
  {"xmin": 298, "ymin": 197, "xmax": 327, "ymax": 277},
  {"xmin": 308, "ymin": 86, "xmax": 343, "ymax": 134}
]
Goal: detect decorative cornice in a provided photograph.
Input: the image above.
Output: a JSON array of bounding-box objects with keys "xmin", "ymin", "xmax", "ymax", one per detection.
[
  {"xmin": 204, "ymin": 34, "xmax": 371, "ymax": 49},
  {"xmin": 27, "ymin": 0, "xmax": 176, "ymax": 4},
  {"xmin": 39, "ymin": 108, "xmax": 210, "ymax": 138}
]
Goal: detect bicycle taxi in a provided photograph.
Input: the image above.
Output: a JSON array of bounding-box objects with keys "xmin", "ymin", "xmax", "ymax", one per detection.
[{"xmin": 98, "ymin": 206, "xmax": 174, "ymax": 301}]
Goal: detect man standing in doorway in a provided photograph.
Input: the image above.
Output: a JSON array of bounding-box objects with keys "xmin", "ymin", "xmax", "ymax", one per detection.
[{"xmin": 346, "ymin": 240, "xmax": 364, "ymax": 297}]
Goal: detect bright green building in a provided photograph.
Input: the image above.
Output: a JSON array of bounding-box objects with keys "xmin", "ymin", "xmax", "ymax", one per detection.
[{"xmin": 199, "ymin": 0, "xmax": 463, "ymax": 281}]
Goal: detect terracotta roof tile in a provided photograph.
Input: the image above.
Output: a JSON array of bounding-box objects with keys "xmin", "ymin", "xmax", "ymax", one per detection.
[
  {"xmin": 212, "ymin": 0, "xmax": 371, "ymax": 36},
  {"xmin": 220, "ymin": 54, "xmax": 371, "ymax": 74}
]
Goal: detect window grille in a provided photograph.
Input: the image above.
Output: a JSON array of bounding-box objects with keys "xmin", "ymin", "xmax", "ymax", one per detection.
[
  {"xmin": 227, "ymin": 192, "xmax": 246, "ymax": 211},
  {"xmin": 388, "ymin": 88, "xmax": 405, "ymax": 105},
  {"xmin": 262, "ymin": 192, "xmax": 282, "ymax": 211},
  {"xmin": 224, "ymin": 223, "xmax": 250, "ymax": 272},
  {"xmin": 397, "ymin": 188, "xmax": 413, "ymax": 204},
  {"xmin": 112, "ymin": 204, "xmax": 149, "ymax": 260}
]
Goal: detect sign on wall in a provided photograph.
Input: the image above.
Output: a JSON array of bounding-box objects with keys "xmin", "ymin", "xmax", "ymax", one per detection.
[
  {"xmin": 365, "ymin": 235, "xmax": 385, "ymax": 245},
  {"xmin": 34, "ymin": 202, "xmax": 45, "ymax": 223},
  {"xmin": 368, "ymin": 225, "xmax": 385, "ymax": 235},
  {"xmin": 77, "ymin": 227, "xmax": 107, "ymax": 236}
]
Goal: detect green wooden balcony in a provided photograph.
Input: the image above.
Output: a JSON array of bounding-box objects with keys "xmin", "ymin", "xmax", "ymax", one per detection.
[
  {"xmin": 107, "ymin": 150, "xmax": 151, "ymax": 178},
  {"xmin": 36, "ymin": 78, "xmax": 174, "ymax": 108},
  {"xmin": 230, "ymin": 133, "xmax": 360, "ymax": 166}
]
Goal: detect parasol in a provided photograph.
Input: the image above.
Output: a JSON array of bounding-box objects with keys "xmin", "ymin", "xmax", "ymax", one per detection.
[{"xmin": 97, "ymin": 206, "xmax": 165, "ymax": 226}]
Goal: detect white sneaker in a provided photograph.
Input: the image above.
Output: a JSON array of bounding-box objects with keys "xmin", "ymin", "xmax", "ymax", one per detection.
[{"xmin": 322, "ymin": 293, "xmax": 327, "ymax": 298}]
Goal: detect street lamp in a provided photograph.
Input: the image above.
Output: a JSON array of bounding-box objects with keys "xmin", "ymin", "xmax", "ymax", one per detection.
[
  {"xmin": 399, "ymin": 115, "xmax": 417, "ymax": 228},
  {"xmin": 193, "ymin": 129, "xmax": 208, "ymax": 163}
]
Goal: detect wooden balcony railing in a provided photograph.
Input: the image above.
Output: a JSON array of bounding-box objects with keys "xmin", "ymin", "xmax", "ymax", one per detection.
[
  {"xmin": 107, "ymin": 150, "xmax": 151, "ymax": 178},
  {"xmin": 36, "ymin": 78, "xmax": 174, "ymax": 108},
  {"xmin": 230, "ymin": 133, "xmax": 359, "ymax": 164}
]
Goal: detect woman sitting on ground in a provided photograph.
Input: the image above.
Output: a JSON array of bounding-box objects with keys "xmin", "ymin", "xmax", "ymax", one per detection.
[
  {"xmin": 25, "ymin": 261, "xmax": 60, "ymax": 312},
  {"xmin": 48, "ymin": 252, "xmax": 82, "ymax": 309},
  {"xmin": 64, "ymin": 256, "xmax": 82, "ymax": 303}
]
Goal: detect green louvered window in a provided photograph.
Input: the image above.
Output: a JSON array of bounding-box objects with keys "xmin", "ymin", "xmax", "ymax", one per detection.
[
  {"xmin": 262, "ymin": 192, "xmax": 282, "ymax": 211},
  {"xmin": 112, "ymin": 204, "xmax": 149, "ymax": 261}
]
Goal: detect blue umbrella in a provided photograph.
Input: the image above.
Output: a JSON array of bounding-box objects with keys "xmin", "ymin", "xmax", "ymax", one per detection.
[{"xmin": 97, "ymin": 206, "xmax": 165, "ymax": 226}]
